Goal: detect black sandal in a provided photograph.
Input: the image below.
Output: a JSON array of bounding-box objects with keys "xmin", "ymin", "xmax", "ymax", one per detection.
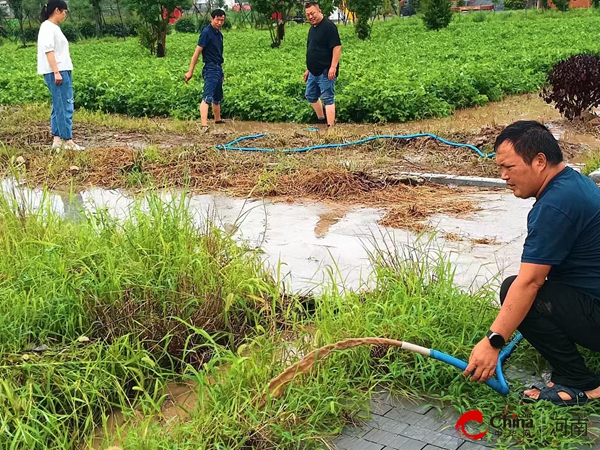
[
  {"xmin": 214, "ymin": 120, "xmax": 226, "ymax": 124},
  {"xmin": 521, "ymin": 382, "xmax": 591, "ymax": 407}
]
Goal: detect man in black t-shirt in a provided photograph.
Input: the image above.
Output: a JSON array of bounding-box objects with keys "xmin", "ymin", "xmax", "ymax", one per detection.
[
  {"xmin": 463, "ymin": 121, "xmax": 600, "ymax": 407},
  {"xmin": 303, "ymin": 2, "xmax": 342, "ymax": 127},
  {"xmin": 184, "ymin": 9, "xmax": 226, "ymax": 130}
]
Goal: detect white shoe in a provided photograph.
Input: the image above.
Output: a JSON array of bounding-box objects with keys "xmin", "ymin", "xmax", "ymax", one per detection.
[{"xmin": 62, "ymin": 142, "xmax": 85, "ymax": 151}]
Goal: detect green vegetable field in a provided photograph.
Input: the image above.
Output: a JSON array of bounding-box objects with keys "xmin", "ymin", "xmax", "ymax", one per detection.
[{"xmin": 2, "ymin": 10, "xmax": 600, "ymax": 122}]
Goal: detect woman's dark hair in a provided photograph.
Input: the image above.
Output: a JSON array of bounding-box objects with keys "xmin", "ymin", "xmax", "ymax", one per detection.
[{"xmin": 40, "ymin": 0, "xmax": 68, "ymax": 23}]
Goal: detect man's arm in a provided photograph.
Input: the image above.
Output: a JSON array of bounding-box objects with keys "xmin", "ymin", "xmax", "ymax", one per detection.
[
  {"xmin": 184, "ymin": 46, "xmax": 203, "ymax": 83},
  {"xmin": 463, "ymin": 262, "xmax": 551, "ymax": 383},
  {"xmin": 327, "ymin": 45, "xmax": 341, "ymax": 80},
  {"xmin": 491, "ymin": 262, "xmax": 550, "ymax": 339}
]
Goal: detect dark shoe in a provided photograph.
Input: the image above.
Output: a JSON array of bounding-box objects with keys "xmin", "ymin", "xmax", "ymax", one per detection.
[
  {"xmin": 317, "ymin": 117, "xmax": 327, "ymax": 124},
  {"xmin": 521, "ymin": 382, "xmax": 591, "ymax": 407},
  {"xmin": 215, "ymin": 120, "xmax": 226, "ymax": 124}
]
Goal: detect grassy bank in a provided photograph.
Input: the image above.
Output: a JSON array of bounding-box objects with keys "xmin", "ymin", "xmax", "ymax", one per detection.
[{"xmin": 0, "ymin": 187, "xmax": 599, "ymax": 449}]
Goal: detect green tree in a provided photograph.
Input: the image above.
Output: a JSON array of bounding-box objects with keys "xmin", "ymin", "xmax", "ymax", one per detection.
[
  {"xmin": 0, "ymin": 7, "xmax": 7, "ymax": 42},
  {"xmin": 67, "ymin": 0, "xmax": 93, "ymax": 22},
  {"xmin": 7, "ymin": 0, "xmax": 26, "ymax": 46},
  {"xmin": 319, "ymin": 0, "xmax": 340, "ymax": 16},
  {"xmin": 552, "ymin": 0, "xmax": 569, "ymax": 10},
  {"xmin": 89, "ymin": 0, "xmax": 105, "ymax": 36},
  {"xmin": 112, "ymin": 0, "xmax": 127, "ymax": 38},
  {"xmin": 22, "ymin": 0, "xmax": 43, "ymax": 28},
  {"xmin": 381, "ymin": 0, "xmax": 395, "ymax": 18},
  {"xmin": 422, "ymin": 0, "xmax": 452, "ymax": 31},
  {"xmin": 503, "ymin": 0, "xmax": 523, "ymax": 8},
  {"xmin": 345, "ymin": 0, "xmax": 383, "ymax": 39},
  {"xmin": 248, "ymin": 0, "xmax": 298, "ymax": 48},
  {"xmin": 125, "ymin": 0, "xmax": 191, "ymax": 56}
]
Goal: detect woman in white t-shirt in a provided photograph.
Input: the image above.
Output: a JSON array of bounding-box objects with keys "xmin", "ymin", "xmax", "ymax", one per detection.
[{"xmin": 37, "ymin": 0, "xmax": 84, "ymax": 151}]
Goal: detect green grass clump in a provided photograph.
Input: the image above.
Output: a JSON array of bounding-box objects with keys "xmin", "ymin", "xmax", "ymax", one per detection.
[
  {"xmin": 582, "ymin": 150, "xmax": 600, "ymax": 176},
  {"xmin": 0, "ymin": 190, "xmax": 280, "ymax": 358}
]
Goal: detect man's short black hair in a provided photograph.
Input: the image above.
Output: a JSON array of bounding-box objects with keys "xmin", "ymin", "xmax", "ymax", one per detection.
[
  {"xmin": 305, "ymin": 2, "xmax": 319, "ymax": 8},
  {"xmin": 494, "ymin": 120, "xmax": 563, "ymax": 166},
  {"xmin": 211, "ymin": 8, "xmax": 226, "ymax": 18}
]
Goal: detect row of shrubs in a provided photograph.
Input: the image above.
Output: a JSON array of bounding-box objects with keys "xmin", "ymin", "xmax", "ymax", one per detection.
[{"xmin": 8, "ymin": 20, "xmax": 140, "ymax": 43}]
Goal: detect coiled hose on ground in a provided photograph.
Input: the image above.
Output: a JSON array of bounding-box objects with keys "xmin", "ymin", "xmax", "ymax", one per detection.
[{"xmin": 216, "ymin": 132, "xmax": 495, "ymax": 158}]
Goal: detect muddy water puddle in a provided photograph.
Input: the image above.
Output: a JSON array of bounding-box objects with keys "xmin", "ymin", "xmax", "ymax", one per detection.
[
  {"xmin": 90, "ymin": 381, "xmax": 199, "ymax": 449},
  {"xmin": 2, "ymin": 178, "xmax": 532, "ymax": 294}
]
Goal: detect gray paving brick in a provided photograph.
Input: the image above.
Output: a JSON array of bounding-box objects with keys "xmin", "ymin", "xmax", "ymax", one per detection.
[
  {"xmin": 342, "ymin": 425, "xmax": 374, "ymax": 438},
  {"xmin": 332, "ymin": 435, "xmax": 384, "ymax": 450},
  {"xmin": 400, "ymin": 425, "xmax": 445, "ymax": 445},
  {"xmin": 456, "ymin": 441, "xmax": 490, "ymax": 450},
  {"xmin": 431, "ymin": 433, "xmax": 463, "ymax": 450},
  {"xmin": 385, "ymin": 408, "xmax": 427, "ymax": 425},
  {"xmin": 363, "ymin": 428, "xmax": 411, "ymax": 449},
  {"xmin": 371, "ymin": 391, "xmax": 434, "ymax": 415},
  {"xmin": 425, "ymin": 406, "xmax": 461, "ymax": 424},
  {"xmin": 422, "ymin": 446, "xmax": 445, "ymax": 450},
  {"xmin": 439, "ymin": 425, "xmax": 460, "ymax": 437},
  {"xmin": 369, "ymin": 398, "xmax": 393, "ymax": 416},
  {"xmin": 386, "ymin": 437, "xmax": 428, "ymax": 450},
  {"xmin": 365, "ymin": 414, "xmax": 410, "ymax": 435},
  {"xmin": 332, "ymin": 434, "xmax": 356, "ymax": 448},
  {"xmin": 415, "ymin": 415, "xmax": 454, "ymax": 432}
]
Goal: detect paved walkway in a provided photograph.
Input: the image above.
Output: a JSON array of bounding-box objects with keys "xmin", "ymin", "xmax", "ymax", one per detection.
[{"xmin": 331, "ymin": 389, "xmax": 600, "ymax": 450}]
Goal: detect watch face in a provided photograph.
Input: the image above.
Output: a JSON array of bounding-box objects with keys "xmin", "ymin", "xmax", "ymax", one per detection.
[{"xmin": 489, "ymin": 333, "xmax": 504, "ymax": 348}]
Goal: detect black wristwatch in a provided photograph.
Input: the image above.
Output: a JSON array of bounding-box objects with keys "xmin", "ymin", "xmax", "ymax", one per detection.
[{"xmin": 486, "ymin": 330, "xmax": 505, "ymax": 349}]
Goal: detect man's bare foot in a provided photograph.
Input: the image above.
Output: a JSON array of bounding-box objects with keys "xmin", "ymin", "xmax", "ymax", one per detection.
[{"xmin": 524, "ymin": 382, "xmax": 600, "ymax": 401}]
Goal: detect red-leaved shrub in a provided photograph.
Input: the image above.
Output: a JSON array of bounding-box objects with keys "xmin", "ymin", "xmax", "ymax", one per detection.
[{"xmin": 541, "ymin": 54, "xmax": 600, "ymax": 120}]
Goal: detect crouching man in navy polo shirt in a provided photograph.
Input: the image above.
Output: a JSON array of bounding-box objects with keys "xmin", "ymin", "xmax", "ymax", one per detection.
[
  {"xmin": 184, "ymin": 9, "xmax": 226, "ymax": 130},
  {"xmin": 464, "ymin": 121, "xmax": 600, "ymax": 407}
]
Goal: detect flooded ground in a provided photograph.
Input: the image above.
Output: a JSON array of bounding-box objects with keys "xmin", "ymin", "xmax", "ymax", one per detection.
[
  {"xmin": 1, "ymin": 178, "xmax": 530, "ymax": 294},
  {"xmin": 7, "ymin": 94, "xmax": 593, "ymax": 294}
]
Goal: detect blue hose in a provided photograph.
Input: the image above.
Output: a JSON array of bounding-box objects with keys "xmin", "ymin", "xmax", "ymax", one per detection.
[
  {"xmin": 430, "ymin": 332, "xmax": 523, "ymax": 395},
  {"xmin": 215, "ymin": 132, "xmax": 495, "ymax": 158}
]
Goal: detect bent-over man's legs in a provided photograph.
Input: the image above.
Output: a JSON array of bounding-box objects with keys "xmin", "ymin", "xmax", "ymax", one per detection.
[{"xmin": 501, "ymin": 276, "xmax": 600, "ymax": 391}]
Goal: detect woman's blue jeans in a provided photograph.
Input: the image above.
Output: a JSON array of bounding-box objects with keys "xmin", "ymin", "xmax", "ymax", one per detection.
[{"xmin": 43, "ymin": 70, "xmax": 74, "ymax": 140}]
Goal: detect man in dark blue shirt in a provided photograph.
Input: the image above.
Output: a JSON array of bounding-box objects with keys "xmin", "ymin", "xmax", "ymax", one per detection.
[
  {"xmin": 464, "ymin": 121, "xmax": 600, "ymax": 406},
  {"xmin": 184, "ymin": 9, "xmax": 226, "ymax": 130}
]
